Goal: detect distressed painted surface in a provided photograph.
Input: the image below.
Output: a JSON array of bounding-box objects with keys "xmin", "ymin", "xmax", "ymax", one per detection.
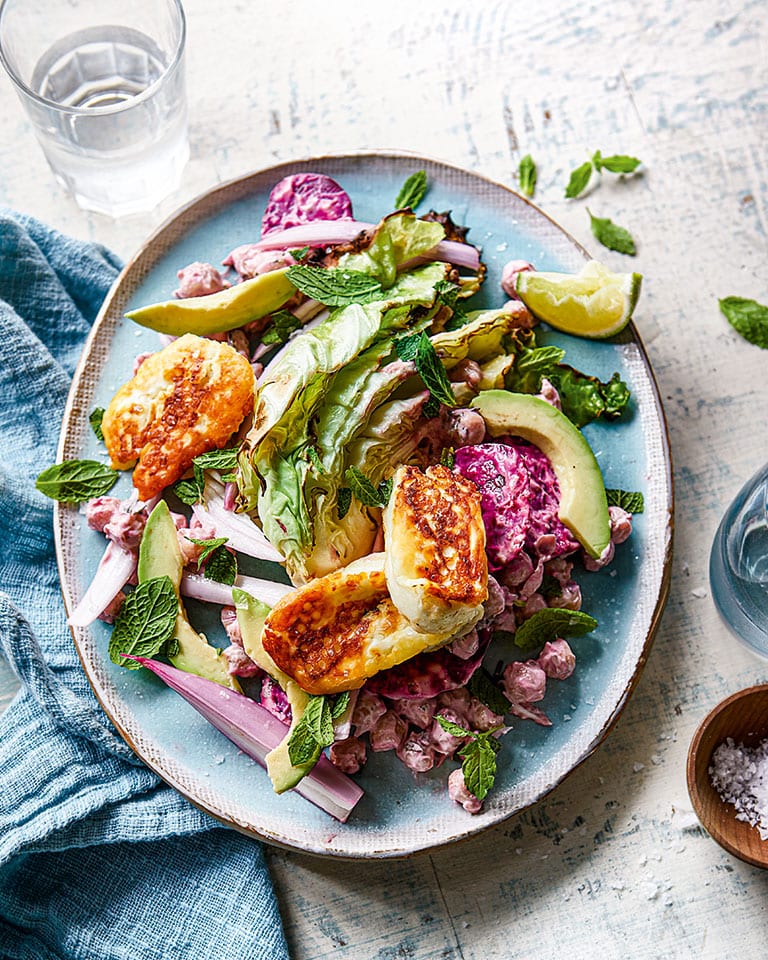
[{"xmin": 1, "ymin": 0, "xmax": 768, "ymax": 957}]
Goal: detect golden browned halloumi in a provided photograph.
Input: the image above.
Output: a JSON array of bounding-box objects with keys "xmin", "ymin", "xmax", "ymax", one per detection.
[
  {"xmin": 382, "ymin": 464, "xmax": 488, "ymax": 635},
  {"xmin": 261, "ymin": 553, "xmax": 456, "ymax": 695},
  {"xmin": 101, "ymin": 333, "xmax": 255, "ymax": 501}
]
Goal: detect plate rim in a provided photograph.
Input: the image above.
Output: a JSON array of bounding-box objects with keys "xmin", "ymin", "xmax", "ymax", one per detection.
[{"xmin": 54, "ymin": 150, "xmax": 674, "ymax": 859}]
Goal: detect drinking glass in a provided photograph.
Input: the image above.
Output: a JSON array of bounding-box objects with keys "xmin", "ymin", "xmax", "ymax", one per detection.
[
  {"xmin": 0, "ymin": 0, "xmax": 189, "ymax": 217},
  {"xmin": 710, "ymin": 461, "xmax": 768, "ymax": 658}
]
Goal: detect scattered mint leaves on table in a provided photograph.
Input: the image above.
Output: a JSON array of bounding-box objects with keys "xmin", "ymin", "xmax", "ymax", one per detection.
[
  {"xmin": 592, "ymin": 150, "xmax": 642, "ymax": 174},
  {"xmin": 35, "ymin": 459, "xmax": 118, "ymax": 503},
  {"xmin": 518, "ymin": 154, "xmax": 537, "ymax": 197},
  {"xmin": 588, "ymin": 210, "xmax": 637, "ymax": 255},
  {"xmin": 110, "ymin": 576, "xmax": 179, "ymax": 668},
  {"xmin": 565, "ymin": 150, "xmax": 642, "ymax": 198},
  {"xmin": 286, "ymin": 264, "xmax": 383, "ymax": 306},
  {"xmin": 565, "ymin": 161, "xmax": 594, "ymax": 199},
  {"xmin": 395, "ymin": 170, "xmax": 428, "ymax": 210},
  {"xmin": 719, "ymin": 296, "xmax": 768, "ymax": 349},
  {"xmin": 513, "ymin": 607, "xmax": 598, "ymax": 653}
]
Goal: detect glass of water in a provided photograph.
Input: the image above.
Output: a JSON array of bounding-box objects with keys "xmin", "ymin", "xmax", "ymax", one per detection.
[
  {"xmin": 0, "ymin": 0, "xmax": 188, "ymax": 217},
  {"xmin": 710, "ymin": 461, "xmax": 768, "ymax": 658}
]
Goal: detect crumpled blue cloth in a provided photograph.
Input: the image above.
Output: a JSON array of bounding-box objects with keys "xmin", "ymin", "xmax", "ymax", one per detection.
[{"xmin": 0, "ymin": 212, "xmax": 289, "ymax": 960}]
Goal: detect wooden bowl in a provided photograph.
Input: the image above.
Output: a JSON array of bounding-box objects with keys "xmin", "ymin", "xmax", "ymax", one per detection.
[{"xmin": 687, "ymin": 684, "xmax": 768, "ymax": 868}]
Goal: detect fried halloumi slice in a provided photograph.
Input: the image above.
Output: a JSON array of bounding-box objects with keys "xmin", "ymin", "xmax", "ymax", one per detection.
[
  {"xmin": 101, "ymin": 333, "xmax": 255, "ymax": 501},
  {"xmin": 261, "ymin": 553, "xmax": 456, "ymax": 695},
  {"xmin": 383, "ymin": 464, "xmax": 488, "ymax": 635}
]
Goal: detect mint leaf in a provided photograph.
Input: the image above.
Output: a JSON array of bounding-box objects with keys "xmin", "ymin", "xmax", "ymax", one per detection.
[
  {"xmin": 306, "ymin": 446, "xmax": 326, "ymax": 475},
  {"xmin": 514, "ymin": 608, "xmax": 598, "ymax": 653},
  {"xmin": 187, "ymin": 536, "xmax": 237, "ymax": 585},
  {"xmin": 287, "ymin": 718, "xmax": 323, "ymax": 767},
  {"xmin": 436, "ymin": 715, "xmax": 472, "ymax": 739},
  {"xmin": 459, "ymin": 733, "xmax": 501, "ymax": 801},
  {"xmin": 110, "ymin": 576, "xmax": 178, "ymax": 669},
  {"xmin": 204, "ymin": 547, "xmax": 237, "ymax": 585},
  {"xmin": 395, "ymin": 170, "xmax": 428, "ymax": 210},
  {"xmin": 289, "ymin": 246, "xmax": 311, "ymax": 261},
  {"xmin": 439, "ymin": 446, "xmax": 455, "ymax": 469},
  {"xmin": 564, "ymin": 161, "xmax": 594, "ymax": 199},
  {"xmin": 416, "ymin": 332, "xmax": 456, "ymax": 407},
  {"xmin": 36, "ymin": 459, "xmax": 118, "ymax": 503},
  {"xmin": 337, "ymin": 486, "xmax": 352, "ymax": 520},
  {"xmin": 394, "ymin": 332, "xmax": 420, "ymax": 363},
  {"xmin": 587, "ymin": 210, "xmax": 636, "ymax": 255},
  {"xmin": 173, "ymin": 477, "xmax": 203, "ymax": 506},
  {"xmin": 261, "ymin": 308, "xmax": 302, "ymax": 345},
  {"xmin": 434, "ymin": 278, "xmax": 468, "ymax": 330},
  {"xmin": 286, "ymin": 265, "xmax": 383, "ymax": 306},
  {"xmin": 304, "ymin": 695, "xmax": 335, "ymax": 746},
  {"xmin": 344, "ymin": 466, "xmax": 391, "ymax": 508},
  {"xmin": 518, "ymin": 154, "xmax": 537, "ymax": 198},
  {"xmin": 467, "ymin": 667, "xmax": 510, "ymax": 717},
  {"xmin": 193, "ymin": 447, "xmax": 239, "ymax": 478},
  {"xmin": 89, "ymin": 408, "xmax": 105, "ymax": 442},
  {"xmin": 594, "ymin": 152, "xmax": 641, "ymax": 174},
  {"xmin": 605, "ymin": 489, "xmax": 645, "ymax": 513},
  {"xmin": 287, "ymin": 695, "xmax": 337, "ymax": 767},
  {"xmin": 719, "ymin": 296, "xmax": 768, "ymax": 349},
  {"xmin": 331, "ymin": 691, "xmax": 351, "ymax": 720}
]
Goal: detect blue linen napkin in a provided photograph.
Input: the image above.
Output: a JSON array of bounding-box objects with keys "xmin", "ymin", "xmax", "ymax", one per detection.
[{"xmin": 0, "ymin": 212, "xmax": 290, "ymax": 960}]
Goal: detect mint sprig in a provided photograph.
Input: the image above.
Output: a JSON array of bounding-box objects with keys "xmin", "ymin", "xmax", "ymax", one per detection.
[
  {"xmin": 395, "ymin": 330, "xmax": 456, "ymax": 409},
  {"xmin": 35, "ymin": 459, "xmax": 119, "ymax": 503},
  {"xmin": 173, "ymin": 446, "xmax": 240, "ymax": 505},
  {"xmin": 436, "ymin": 716, "xmax": 503, "ymax": 801},
  {"xmin": 395, "ymin": 170, "xmax": 428, "ymax": 210},
  {"xmin": 719, "ymin": 296, "xmax": 768, "ymax": 349},
  {"xmin": 286, "ymin": 265, "xmax": 383, "ymax": 306},
  {"xmin": 187, "ymin": 536, "xmax": 237, "ymax": 585},
  {"xmin": 513, "ymin": 607, "xmax": 598, "ymax": 654},
  {"xmin": 287, "ymin": 693, "xmax": 350, "ymax": 767},
  {"xmin": 110, "ymin": 576, "xmax": 178, "ymax": 668},
  {"xmin": 565, "ymin": 150, "xmax": 642, "ymax": 199}
]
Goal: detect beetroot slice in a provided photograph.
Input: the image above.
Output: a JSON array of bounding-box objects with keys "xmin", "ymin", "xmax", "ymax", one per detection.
[
  {"xmin": 366, "ymin": 630, "xmax": 492, "ymax": 700},
  {"xmin": 261, "ymin": 173, "xmax": 354, "ymax": 236}
]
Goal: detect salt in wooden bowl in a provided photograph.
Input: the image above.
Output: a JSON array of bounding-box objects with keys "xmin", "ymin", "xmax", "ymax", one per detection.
[{"xmin": 687, "ymin": 684, "xmax": 768, "ymax": 868}]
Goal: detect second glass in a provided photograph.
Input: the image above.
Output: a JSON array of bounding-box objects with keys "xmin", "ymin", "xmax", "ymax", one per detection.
[
  {"xmin": 710, "ymin": 461, "xmax": 768, "ymax": 658},
  {"xmin": 0, "ymin": 0, "xmax": 189, "ymax": 217}
]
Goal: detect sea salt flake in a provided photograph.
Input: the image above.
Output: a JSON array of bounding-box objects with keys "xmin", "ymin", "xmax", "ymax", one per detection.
[
  {"xmin": 633, "ymin": 762, "xmax": 645, "ymax": 773},
  {"xmin": 710, "ymin": 737, "xmax": 768, "ymax": 839}
]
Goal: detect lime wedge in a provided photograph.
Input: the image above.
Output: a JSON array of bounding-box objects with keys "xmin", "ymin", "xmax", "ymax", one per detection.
[{"xmin": 514, "ymin": 260, "xmax": 642, "ymax": 338}]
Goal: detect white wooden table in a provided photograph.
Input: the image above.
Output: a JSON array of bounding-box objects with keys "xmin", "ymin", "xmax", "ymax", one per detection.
[{"xmin": 2, "ymin": 1, "xmax": 768, "ymax": 956}]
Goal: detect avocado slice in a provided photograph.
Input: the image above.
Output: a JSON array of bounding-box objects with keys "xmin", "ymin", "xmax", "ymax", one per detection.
[
  {"xmin": 138, "ymin": 500, "xmax": 240, "ymax": 690},
  {"xmin": 234, "ymin": 588, "xmax": 314, "ymax": 793},
  {"xmin": 125, "ymin": 268, "xmax": 296, "ymax": 337},
  {"xmin": 471, "ymin": 389, "xmax": 611, "ymax": 558}
]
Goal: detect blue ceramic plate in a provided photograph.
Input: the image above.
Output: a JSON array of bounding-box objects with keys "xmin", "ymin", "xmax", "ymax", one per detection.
[{"xmin": 55, "ymin": 153, "xmax": 673, "ymax": 858}]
